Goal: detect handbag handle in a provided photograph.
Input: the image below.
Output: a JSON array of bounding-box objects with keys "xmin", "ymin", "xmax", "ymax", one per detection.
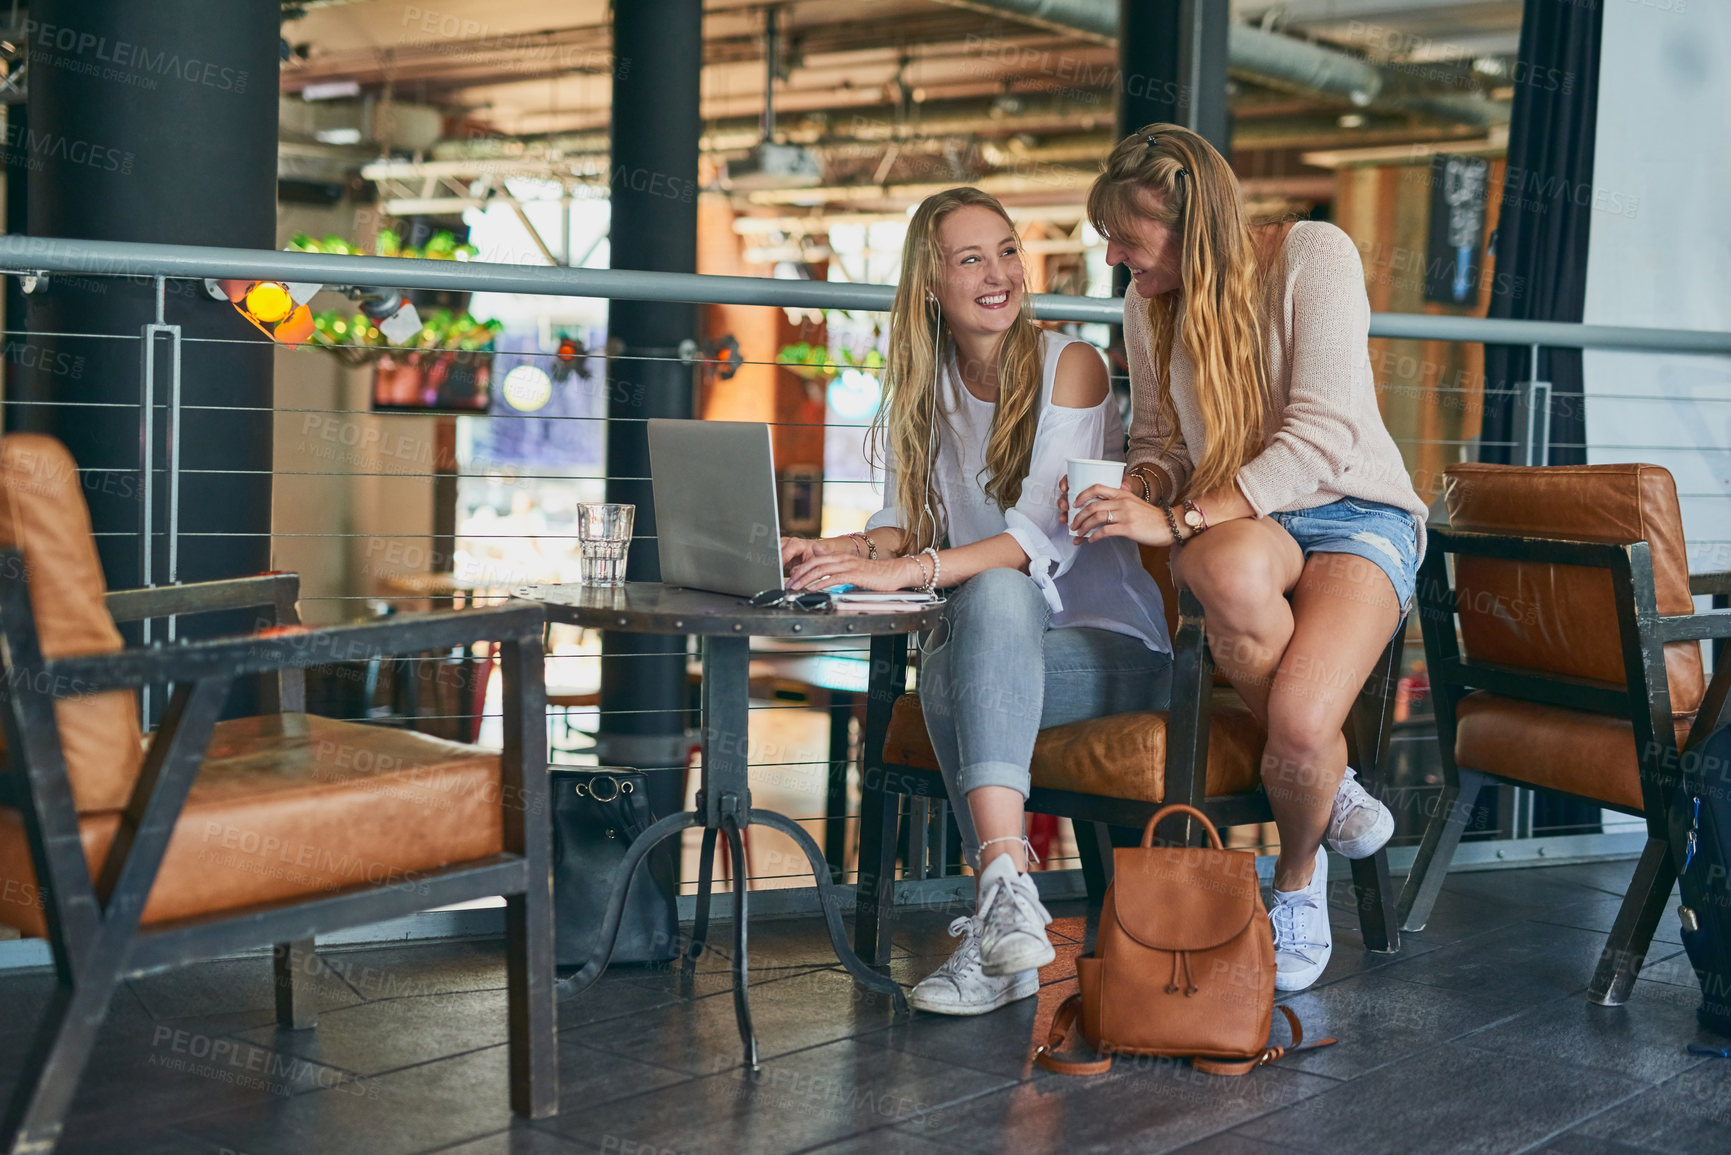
[
  {"xmin": 1141, "ymin": 803, "xmax": 1224, "ymax": 849},
  {"xmin": 1035, "ymin": 997, "xmax": 1336, "ymax": 1077},
  {"xmin": 1033, "ymin": 995, "xmax": 1114, "ymax": 1075}
]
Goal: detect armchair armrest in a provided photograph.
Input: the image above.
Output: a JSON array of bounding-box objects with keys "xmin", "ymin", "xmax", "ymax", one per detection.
[
  {"xmin": 1658, "ymin": 609, "xmax": 1731, "ymax": 644},
  {"xmin": 1690, "ymin": 571, "xmax": 1731, "ymax": 598},
  {"xmin": 105, "ymin": 572, "xmax": 301, "ymax": 624},
  {"xmin": 1428, "ymin": 526, "xmax": 1635, "ymax": 569},
  {"xmin": 47, "ymin": 603, "xmax": 546, "ymax": 695}
]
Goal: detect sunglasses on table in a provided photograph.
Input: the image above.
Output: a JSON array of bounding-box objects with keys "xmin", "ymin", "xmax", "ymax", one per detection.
[{"xmin": 746, "ymin": 588, "xmax": 835, "ymax": 612}]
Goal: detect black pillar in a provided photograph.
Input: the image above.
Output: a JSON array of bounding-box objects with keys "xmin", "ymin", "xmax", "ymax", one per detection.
[
  {"xmin": 22, "ymin": 1, "xmax": 277, "ymax": 625},
  {"xmin": 1115, "ymin": 0, "xmax": 1230, "ymax": 305},
  {"xmin": 2, "ymin": 103, "xmax": 27, "ymax": 417},
  {"xmin": 1118, "ymin": 0, "xmax": 1229, "ymax": 152},
  {"xmin": 599, "ymin": 0, "xmax": 701, "ymax": 798},
  {"xmin": 1480, "ymin": 0, "xmax": 1605, "ymax": 838}
]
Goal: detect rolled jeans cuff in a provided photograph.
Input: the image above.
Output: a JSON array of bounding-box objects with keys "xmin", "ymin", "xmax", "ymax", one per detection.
[{"xmin": 956, "ymin": 759, "xmax": 1031, "ymax": 800}]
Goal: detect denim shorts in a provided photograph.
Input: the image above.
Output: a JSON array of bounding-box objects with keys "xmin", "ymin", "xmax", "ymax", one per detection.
[{"xmin": 1269, "ymin": 497, "xmax": 1421, "ymax": 618}]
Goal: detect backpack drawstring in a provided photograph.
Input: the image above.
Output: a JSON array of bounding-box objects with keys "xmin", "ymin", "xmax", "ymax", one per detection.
[{"xmin": 1165, "ymin": 950, "xmax": 1198, "ymax": 997}]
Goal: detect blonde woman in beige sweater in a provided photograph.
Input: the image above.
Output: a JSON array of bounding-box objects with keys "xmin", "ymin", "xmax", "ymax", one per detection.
[{"xmin": 1063, "ymin": 124, "xmax": 1428, "ymax": 993}]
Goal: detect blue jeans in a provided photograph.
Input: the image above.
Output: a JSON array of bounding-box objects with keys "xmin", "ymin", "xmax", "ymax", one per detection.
[{"xmin": 918, "ymin": 568, "xmax": 1173, "ymax": 868}]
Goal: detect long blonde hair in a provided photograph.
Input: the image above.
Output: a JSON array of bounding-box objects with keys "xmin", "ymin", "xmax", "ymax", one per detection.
[
  {"xmin": 868, "ymin": 188, "xmax": 1045, "ymax": 555},
  {"xmin": 1086, "ymin": 124, "xmax": 1273, "ymax": 498}
]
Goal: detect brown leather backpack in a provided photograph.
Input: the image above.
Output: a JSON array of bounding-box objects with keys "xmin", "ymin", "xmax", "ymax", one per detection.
[{"xmin": 1035, "ymin": 804, "xmax": 1335, "ymax": 1076}]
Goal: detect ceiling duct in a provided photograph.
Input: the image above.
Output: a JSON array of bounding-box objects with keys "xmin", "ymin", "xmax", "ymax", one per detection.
[{"xmin": 934, "ymin": 0, "xmax": 1506, "ymax": 127}]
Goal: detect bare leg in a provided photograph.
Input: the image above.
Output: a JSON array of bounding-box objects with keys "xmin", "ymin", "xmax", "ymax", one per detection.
[
  {"xmin": 970, "ymin": 786, "xmax": 1029, "ymax": 877},
  {"xmin": 1171, "ymin": 518, "xmax": 1305, "ymax": 724},
  {"xmin": 1176, "ymin": 523, "xmax": 1402, "ymax": 893},
  {"xmin": 1262, "ymin": 553, "xmax": 1400, "ymax": 890}
]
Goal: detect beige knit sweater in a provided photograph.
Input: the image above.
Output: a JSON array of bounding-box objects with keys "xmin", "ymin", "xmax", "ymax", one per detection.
[{"xmin": 1123, "ymin": 220, "xmax": 1428, "ymax": 549}]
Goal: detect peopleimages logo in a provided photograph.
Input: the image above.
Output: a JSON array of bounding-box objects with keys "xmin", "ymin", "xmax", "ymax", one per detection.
[
  {"xmin": 20, "ymin": 20, "xmax": 251, "ymax": 93},
  {"xmin": 2, "ymin": 124, "xmax": 132, "ymax": 175}
]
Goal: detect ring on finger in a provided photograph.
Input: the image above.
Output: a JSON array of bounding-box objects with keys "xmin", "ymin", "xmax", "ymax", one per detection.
[{"xmin": 1107, "ymin": 510, "xmax": 1114, "ymax": 523}]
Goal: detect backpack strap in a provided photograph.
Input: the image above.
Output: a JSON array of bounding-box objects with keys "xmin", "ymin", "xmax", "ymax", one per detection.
[
  {"xmin": 1033, "ymin": 995, "xmax": 1114, "ymax": 1075},
  {"xmin": 1192, "ymin": 1005, "xmax": 1337, "ymax": 1076},
  {"xmin": 1035, "ymin": 1000, "xmax": 1337, "ymax": 1078}
]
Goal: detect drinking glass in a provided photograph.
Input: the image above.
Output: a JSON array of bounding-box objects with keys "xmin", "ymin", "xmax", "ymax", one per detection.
[{"xmin": 577, "ymin": 503, "xmax": 635, "ymax": 586}]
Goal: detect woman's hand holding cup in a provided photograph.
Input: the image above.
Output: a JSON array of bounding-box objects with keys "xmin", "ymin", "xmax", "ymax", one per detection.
[
  {"xmin": 1064, "ymin": 457, "xmax": 1125, "ymax": 532},
  {"xmin": 1063, "ymin": 457, "xmax": 1174, "ymax": 547}
]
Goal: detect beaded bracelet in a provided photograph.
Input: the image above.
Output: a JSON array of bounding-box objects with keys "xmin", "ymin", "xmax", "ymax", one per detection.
[
  {"xmin": 911, "ymin": 551, "xmax": 934, "ymax": 590},
  {"xmin": 847, "ymin": 531, "xmax": 877, "ymax": 560},
  {"xmin": 919, "ymin": 546, "xmax": 941, "ymax": 592},
  {"xmin": 1160, "ymin": 503, "xmax": 1185, "ymax": 544}
]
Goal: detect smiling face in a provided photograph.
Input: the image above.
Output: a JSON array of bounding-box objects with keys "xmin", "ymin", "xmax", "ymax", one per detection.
[
  {"xmin": 931, "ymin": 204, "xmax": 1024, "ymax": 337},
  {"xmin": 1103, "ymin": 189, "xmax": 1183, "ymax": 297}
]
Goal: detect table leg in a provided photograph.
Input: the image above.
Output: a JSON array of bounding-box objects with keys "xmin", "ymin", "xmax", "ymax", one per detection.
[
  {"xmin": 699, "ymin": 636, "xmax": 752, "ymax": 826},
  {"xmin": 722, "ymin": 813, "xmax": 758, "ymax": 1071},
  {"xmin": 823, "ymin": 689, "xmax": 854, "ymax": 884},
  {"xmin": 560, "ymin": 634, "xmax": 908, "ymax": 1044},
  {"xmin": 682, "ymin": 827, "xmax": 719, "ymax": 977},
  {"xmin": 751, "ymin": 810, "xmax": 909, "ymax": 1013}
]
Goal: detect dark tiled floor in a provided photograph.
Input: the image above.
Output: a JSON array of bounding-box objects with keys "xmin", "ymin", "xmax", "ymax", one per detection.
[{"xmin": 3, "ymin": 859, "xmax": 1728, "ymax": 1155}]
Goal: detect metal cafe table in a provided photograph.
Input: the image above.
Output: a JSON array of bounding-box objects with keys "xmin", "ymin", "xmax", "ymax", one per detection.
[{"xmin": 512, "ymin": 582, "xmax": 943, "ymax": 1069}]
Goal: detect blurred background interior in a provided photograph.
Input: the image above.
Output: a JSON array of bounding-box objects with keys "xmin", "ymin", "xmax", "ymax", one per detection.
[{"xmin": 2, "ymin": 0, "xmax": 1724, "ymax": 910}]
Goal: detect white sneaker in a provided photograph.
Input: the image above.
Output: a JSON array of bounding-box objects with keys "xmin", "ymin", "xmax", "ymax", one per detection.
[
  {"xmin": 907, "ymin": 916, "xmax": 1039, "ymax": 1016},
  {"xmin": 1270, "ymin": 844, "xmax": 1332, "ymax": 992},
  {"xmin": 1326, "ymin": 767, "xmax": 1394, "ymax": 860},
  {"xmin": 975, "ymin": 853, "xmax": 1055, "ymax": 976}
]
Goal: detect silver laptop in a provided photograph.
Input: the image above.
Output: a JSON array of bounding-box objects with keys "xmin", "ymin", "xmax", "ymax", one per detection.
[{"xmin": 647, "ymin": 419, "xmax": 786, "ymax": 596}]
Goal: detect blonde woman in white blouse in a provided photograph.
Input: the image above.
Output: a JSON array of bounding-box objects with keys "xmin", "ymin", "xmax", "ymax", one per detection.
[
  {"xmin": 781, "ymin": 187, "xmax": 1172, "ymax": 1016},
  {"xmin": 1065, "ymin": 125, "xmax": 1426, "ymax": 993}
]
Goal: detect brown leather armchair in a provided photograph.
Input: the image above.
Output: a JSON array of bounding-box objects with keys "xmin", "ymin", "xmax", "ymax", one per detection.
[
  {"xmin": 0, "ymin": 436, "xmax": 556, "ymax": 1152},
  {"xmin": 853, "ymin": 543, "xmax": 1409, "ymax": 964},
  {"xmin": 1400, "ymin": 462, "xmax": 1731, "ymax": 1006}
]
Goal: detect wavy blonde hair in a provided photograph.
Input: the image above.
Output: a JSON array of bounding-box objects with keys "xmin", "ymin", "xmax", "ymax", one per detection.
[
  {"xmin": 868, "ymin": 187, "xmax": 1044, "ymax": 554},
  {"xmin": 1087, "ymin": 124, "xmax": 1274, "ymax": 498}
]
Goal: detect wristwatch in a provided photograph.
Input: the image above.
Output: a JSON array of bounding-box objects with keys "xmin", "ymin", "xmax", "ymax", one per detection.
[{"xmin": 1180, "ymin": 499, "xmax": 1209, "ymax": 535}]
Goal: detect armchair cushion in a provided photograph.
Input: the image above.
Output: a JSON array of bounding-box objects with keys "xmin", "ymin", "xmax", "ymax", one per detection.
[
  {"xmin": 1443, "ymin": 463, "xmax": 1704, "ymax": 727},
  {"xmin": 882, "ymin": 693, "xmax": 1263, "ymax": 803},
  {"xmin": 0, "ymin": 713, "xmax": 504, "ymax": 937},
  {"xmin": 1452, "ymin": 690, "xmax": 1693, "ymax": 813},
  {"xmin": 0, "ymin": 435, "xmax": 143, "ymax": 812}
]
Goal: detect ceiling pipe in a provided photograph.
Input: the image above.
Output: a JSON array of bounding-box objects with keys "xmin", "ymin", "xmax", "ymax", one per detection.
[
  {"xmin": 1226, "ymin": 23, "xmax": 1382, "ymax": 108},
  {"xmin": 933, "ymin": 0, "xmax": 1506, "ymax": 127}
]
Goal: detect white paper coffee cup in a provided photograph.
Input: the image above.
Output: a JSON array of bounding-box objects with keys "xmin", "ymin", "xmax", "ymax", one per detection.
[{"xmin": 1067, "ymin": 457, "xmax": 1125, "ymax": 528}]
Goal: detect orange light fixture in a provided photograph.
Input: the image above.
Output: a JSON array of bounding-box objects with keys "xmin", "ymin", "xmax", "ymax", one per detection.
[
  {"xmin": 244, "ymin": 281, "xmax": 295, "ymax": 324},
  {"xmin": 215, "ymin": 278, "xmax": 323, "ymax": 345}
]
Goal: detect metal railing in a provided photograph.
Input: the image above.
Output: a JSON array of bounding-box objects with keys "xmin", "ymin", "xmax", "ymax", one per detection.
[{"xmin": 7, "ymin": 233, "xmax": 1731, "ymax": 352}]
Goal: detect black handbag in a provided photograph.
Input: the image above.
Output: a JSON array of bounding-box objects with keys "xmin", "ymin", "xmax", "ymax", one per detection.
[
  {"xmin": 550, "ymin": 767, "xmax": 681, "ymax": 968},
  {"xmin": 1672, "ymin": 720, "xmax": 1731, "ymax": 1037}
]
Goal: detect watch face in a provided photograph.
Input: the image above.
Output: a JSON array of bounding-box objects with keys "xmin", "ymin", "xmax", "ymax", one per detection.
[{"xmin": 1184, "ymin": 508, "xmax": 1204, "ymax": 528}]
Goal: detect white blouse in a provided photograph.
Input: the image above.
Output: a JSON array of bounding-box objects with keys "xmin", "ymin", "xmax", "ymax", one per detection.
[{"xmin": 866, "ymin": 330, "xmax": 1172, "ymax": 654}]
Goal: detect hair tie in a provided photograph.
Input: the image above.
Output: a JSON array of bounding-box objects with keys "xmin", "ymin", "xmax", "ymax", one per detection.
[{"xmin": 1176, "ymin": 167, "xmax": 1190, "ymax": 180}]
